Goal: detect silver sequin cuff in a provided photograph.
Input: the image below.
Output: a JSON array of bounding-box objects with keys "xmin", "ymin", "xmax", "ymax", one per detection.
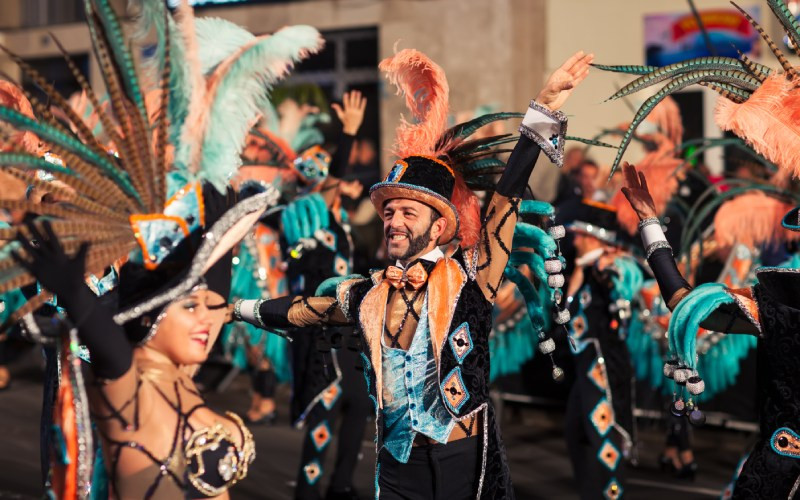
[
  {"xmin": 645, "ymin": 240, "xmax": 672, "ymax": 259},
  {"xmin": 637, "ymin": 217, "xmax": 660, "ymax": 231},
  {"xmin": 518, "ymin": 100, "xmax": 568, "ymax": 168}
]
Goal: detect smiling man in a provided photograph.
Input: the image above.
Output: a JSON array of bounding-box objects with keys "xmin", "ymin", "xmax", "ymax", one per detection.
[{"xmin": 233, "ymin": 49, "xmax": 592, "ymax": 499}]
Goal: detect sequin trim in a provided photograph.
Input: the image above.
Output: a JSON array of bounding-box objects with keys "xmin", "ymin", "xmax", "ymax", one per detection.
[{"xmin": 114, "ymin": 189, "xmax": 279, "ymax": 324}]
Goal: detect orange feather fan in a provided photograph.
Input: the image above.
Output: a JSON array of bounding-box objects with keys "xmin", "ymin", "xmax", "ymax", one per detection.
[
  {"xmin": 716, "ymin": 74, "xmax": 800, "ymax": 178},
  {"xmin": 713, "ymin": 191, "xmax": 800, "ymax": 249},
  {"xmin": 379, "ymin": 48, "xmax": 480, "ymax": 248}
]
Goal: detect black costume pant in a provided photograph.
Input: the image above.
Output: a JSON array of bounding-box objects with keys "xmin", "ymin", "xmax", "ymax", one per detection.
[
  {"xmin": 378, "ymin": 436, "xmax": 480, "ymax": 500},
  {"xmin": 295, "ymin": 346, "xmax": 371, "ymax": 499},
  {"xmin": 565, "ymin": 376, "xmax": 627, "ymax": 499}
]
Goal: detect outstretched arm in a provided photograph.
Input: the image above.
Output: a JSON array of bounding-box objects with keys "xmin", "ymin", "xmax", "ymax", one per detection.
[
  {"xmin": 319, "ymin": 90, "xmax": 367, "ymax": 207},
  {"xmin": 233, "ymin": 295, "xmax": 352, "ymax": 330},
  {"xmin": 476, "ymin": 51, "xmax": 593, "ymax": 302},
  {"xmin": 620, "ymin": 163, "xmax": 759, "ymax": 334}
]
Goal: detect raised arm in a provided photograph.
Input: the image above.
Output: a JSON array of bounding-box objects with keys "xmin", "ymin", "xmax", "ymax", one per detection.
[
  {"xmin": 476, "ymin": 51, "xmax": 593, "ymax": 302},
  {"xmin": 12, "ymin": 220, "xmax": 137, "ymax": 390},
  {"xmin": 620, "ymin": 163, "xmax": 759, "ymax": 334},
  {"xmin": 319, "ymin": 90, "xmax": 367, "ymax": 207}
]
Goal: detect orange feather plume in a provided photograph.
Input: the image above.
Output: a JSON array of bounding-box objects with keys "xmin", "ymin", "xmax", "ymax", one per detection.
[
  {"xmin": 716, "ymin": 74, "xmax": 800, "ymax": 178},
  {"xmin": 379, "ymin": 48, "xmax": 450, "ymax": 159},
  {"xmin": 713, "ymin": 191, "xmax": 800, "ymax": 249}
]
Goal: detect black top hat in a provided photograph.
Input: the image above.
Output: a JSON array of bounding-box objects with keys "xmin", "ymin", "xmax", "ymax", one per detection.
[{"xmin": 369, "ymin": 156, "xmax": 460, "ymax": 243}]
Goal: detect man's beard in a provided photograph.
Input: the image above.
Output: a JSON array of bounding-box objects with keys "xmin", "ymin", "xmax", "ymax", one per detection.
[{"xmin": 387, "ymin": 222, "xmax": 434, "ymax": 261}]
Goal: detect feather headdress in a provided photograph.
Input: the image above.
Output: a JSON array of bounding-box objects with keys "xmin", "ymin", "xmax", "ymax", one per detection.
[
  {"xmin": 376, "ymin": 48, "xmax": 524, "ymax": 248},
  {"xmin": 0, "ymin": 0, "xmax": 319, "ymax": 326}
]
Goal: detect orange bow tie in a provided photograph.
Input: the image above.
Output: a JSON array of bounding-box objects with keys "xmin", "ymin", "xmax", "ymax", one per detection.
[{"xmin": 385, "ymin": 262, "xmax": 428, "ymax": 290}]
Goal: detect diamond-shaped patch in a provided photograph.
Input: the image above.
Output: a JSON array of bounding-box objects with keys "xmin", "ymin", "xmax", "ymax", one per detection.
[
  {"xmin": 590, "ymin": 398, "xmax": 613, "ymax": 437},
  {"xmin": 310, "ymin": 421, "xmax": 331, "ymax": 451},
  {"xmin": 448, "ymin": 322, "xmax": 473, "ymax": 364},
  {"xmin": 597, "ymin": 439, "xmax": 621, "ymax": 471},
  {"xmin": 441, "ymin": 367, "xmax": 470, "ymax": 413},
  {"xmin": 321, "ymin": 383, "xmax": 341, "ymax": 410},
  {"xmin": 588, "ymin": 358, "xmax": 608, "ymax": 392},
  {"xmin": 603, "ymin": 478, "xmax": 623, "ymax": 499},
  {"xmin": 317, "ymin": 228, "xmax": 337, "ymax": 252},
  {"xmin": 571, "ymin": 313, "xmax": 587, "ymax": 340},
  {"xmin": 303, "ymin": 459, "xmax": 322, "ymax": 485},
  {"xmin": 334, "ymin": 254, "xmax": 350, "ymax": 276}
]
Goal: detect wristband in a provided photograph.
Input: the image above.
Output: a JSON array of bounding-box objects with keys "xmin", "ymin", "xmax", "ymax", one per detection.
[{"xmin": 645, "ymin": 240, "xmax": 672, "ymax": 259}]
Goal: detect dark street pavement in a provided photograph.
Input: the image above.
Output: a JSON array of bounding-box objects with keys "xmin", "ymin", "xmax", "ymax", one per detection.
[{"xmin": 0, "ymin": 349, "xmax": 751, "ymax": 499}]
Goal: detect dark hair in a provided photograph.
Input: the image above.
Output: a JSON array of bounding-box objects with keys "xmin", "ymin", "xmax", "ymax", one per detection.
[{"xmin": 430, "ymin": 208, "xmax": 442, "ymax": 224}]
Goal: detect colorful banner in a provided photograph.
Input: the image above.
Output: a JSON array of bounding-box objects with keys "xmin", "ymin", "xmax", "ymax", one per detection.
[{"xmin": 644, "ymin": 7, "xmax": 761, "ymax": 67}]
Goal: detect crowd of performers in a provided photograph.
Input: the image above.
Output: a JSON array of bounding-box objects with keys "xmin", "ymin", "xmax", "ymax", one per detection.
[{"xmin": 2, "ymin": 0, "xmax": 800, "ymax": 499}]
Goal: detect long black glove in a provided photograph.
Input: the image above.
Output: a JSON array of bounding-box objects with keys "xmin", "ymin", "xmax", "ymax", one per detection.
[{"xmin": 13, "ymin": 220, "xmax": 132, "ymax": 379}]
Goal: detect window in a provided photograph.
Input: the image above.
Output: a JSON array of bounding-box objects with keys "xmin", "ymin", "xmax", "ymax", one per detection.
[
  {"xmin": 21, "ymin": 0, "xmax": 84, "ymax": 28},
  {"xmin": 286, "ymin": 27, "xmax": 381, "ymax": 186}
]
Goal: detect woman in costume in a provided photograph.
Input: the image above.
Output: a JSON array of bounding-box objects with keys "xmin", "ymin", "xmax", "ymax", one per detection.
[
  {"xmin": 600, "ymin": 2, "xmax": 800, "ymax": 495},
  {"xmin": 0, "ymin": 0, "xmax": 323, "ymax": 496},
  {"xmin": 231, "ymin": 48, "xmax": 592, "ymax": 499}
]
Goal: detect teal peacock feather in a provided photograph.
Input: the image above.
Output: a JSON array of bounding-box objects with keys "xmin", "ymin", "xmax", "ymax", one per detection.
[
  {"xmin": 590, "ymin": 63, "xmax": 657, "ymax": 75},
  {"xmin": 89, "ymin": 0, "xmax": 147, "ymax": 119},
  {"xmin": 519, "ymin": 199, "xmax": 555, "ymax": 217},
  {"xmin": 767, "ymin": 0, "xmax": 800, "ymax": 53},
  {"xmin": 604, "ymin": 57, "xmax": 766, "ymax": 102},
  {"xmin": 731, "ymin": 1, "xmax": 797, "ymax": 77},
  {"xmin": 436, "ymin": 111, "xmax": 524, "ymax": 149},
  {"xmin": 608, "ymin": 69, "xmax": 761, "ymax": 178}
]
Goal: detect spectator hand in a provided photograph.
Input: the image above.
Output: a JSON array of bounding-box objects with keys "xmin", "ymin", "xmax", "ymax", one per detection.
[{"xmin": 332, "ymin": 90, "xmax": 367, "ymax": 135}]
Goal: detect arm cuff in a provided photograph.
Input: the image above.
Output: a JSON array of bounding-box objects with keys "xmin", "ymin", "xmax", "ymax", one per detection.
[{"xmin": 518, "ymin": 100, "xmax": 567, "ymax": 167}]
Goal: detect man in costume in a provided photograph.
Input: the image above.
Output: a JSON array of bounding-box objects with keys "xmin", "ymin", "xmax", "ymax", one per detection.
[
  {"xmin": 232, "ymin": 48, "xmax": 593, "ymax": 498},
  {"xmin": 561, "ymin": 200, "xmax": 640, "ymax": 499}
]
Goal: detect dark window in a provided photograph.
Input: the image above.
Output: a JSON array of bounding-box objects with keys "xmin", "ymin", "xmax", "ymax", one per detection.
[
  {"xmin": 21, "ymin": 54, "xmax": 89, "ymax": 105},
  {"xmin": 21, "ymin": 0, "xmax": 84, "ymax": 28}
]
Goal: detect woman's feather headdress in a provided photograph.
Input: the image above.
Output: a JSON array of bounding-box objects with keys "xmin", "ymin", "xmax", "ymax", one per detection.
[{"xmin": 0, "ymin": 0, "xmax": 321, "ymax": 326}]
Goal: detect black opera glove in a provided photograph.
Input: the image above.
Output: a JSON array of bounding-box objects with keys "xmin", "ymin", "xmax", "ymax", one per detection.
[
  {"xmin": 12, "ymin": 219, "xmax": 89, "ymax": 299},
  {"xmin": 13, "ymin": 219, "xmax": 131, "ymax": 379}
]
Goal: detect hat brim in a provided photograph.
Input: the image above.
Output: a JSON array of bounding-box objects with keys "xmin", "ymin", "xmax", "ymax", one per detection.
[
  {"xmin": 782, "ymin": 206, "xmax": 800, "ymax": 232},
  {"xmin": 113, "ymin": 188, "xmax": 279, "ymax": 325},
  {"xmin": 370, "ymin": 183, "xmax": 459, "ymax": 243}
]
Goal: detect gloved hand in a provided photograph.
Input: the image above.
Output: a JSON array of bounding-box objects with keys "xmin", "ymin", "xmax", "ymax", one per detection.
[{"xmin": 12, "ymin": 219, "xmax": 89, "ymax": 299}]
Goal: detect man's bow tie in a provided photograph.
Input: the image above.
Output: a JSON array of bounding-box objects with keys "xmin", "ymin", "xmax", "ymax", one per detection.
[{"xmin": 385, "ymin": 261, "xmax": 429, "ymax": 290}]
